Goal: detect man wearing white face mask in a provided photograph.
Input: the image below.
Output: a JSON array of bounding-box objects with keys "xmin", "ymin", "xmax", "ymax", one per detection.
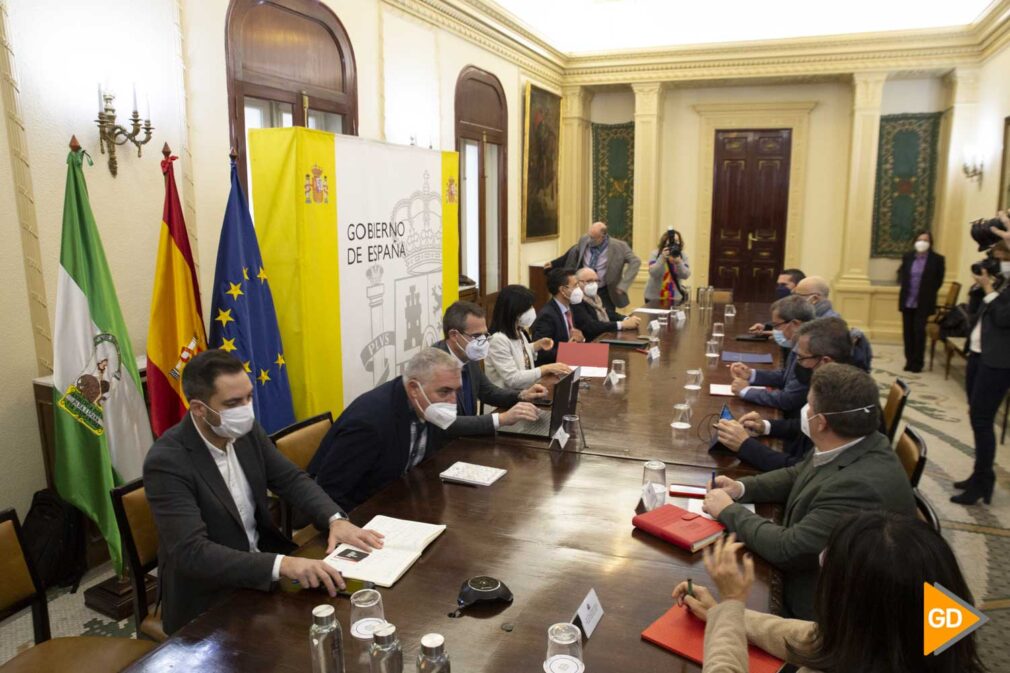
[
  {"xmin": 571, "ymin": 267, "xmax": 641, "ymax": 341},
  {"xmin": 702, "ymin": 363, "xmax": 915, "ymax": 620},
  {"xmin": 310, "ymin": 348, "xmax": 466, "ymax": 512},
  {"xmin": 145, "ymin": 350, "xmax": 385, "ymax": 635},
  {"xmin": 729, "ymin": 295, "xmax": 815, "ymax": 415},
  {"xmin": 532, "ymin": 268, "xmax": 587, "ymax": 365},
  {"xmin": 434, "ymin": 301, "xmax": 545, "ymax": 435}
]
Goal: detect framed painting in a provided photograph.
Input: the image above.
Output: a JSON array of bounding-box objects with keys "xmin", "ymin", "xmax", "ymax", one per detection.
[
  {"xmin": 999, "ymin": 116, "xmax": 1010, "ymax": 211},
  {"xmin": 522, "ymin": 83, "xmax": 561, "ymax": 242}
]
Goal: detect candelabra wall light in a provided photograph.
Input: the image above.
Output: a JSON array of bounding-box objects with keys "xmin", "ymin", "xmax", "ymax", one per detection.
[
  {"xmin": 95, "ymin": 85, "xmax": 154, "ymax": 176},
  {"xmin": 962, "ymin": 147, "xmax": 984, "ymax": 186}
]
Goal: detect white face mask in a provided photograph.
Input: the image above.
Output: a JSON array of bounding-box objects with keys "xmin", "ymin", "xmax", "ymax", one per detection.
[
  {"xmin": 800, "ymin": 403, "xmax": 814, "ymax": 440},
  {"xmin": 455, "ymin": 333, "xmax": 489, "ymax": 361},
  {"xmin": 914, "ymin": 240, "xmax": 930, "ymax": 253},
  {"xmin": 584, "ymin": 282, "xmax": 599, "ymax": 298},
  {"xmin": 412, "ymin": 380, "xmax": 458, "ymax": 430},
  {"xmin": 518, "ymin": 307, "xmax": 537, "ymax": 329},
  {"xmin": 199, "ymin": 400, "xmax": 255, "ymax": 439},
  {"xmin": 569, "ymin": 286, "xmax": 584, "ymax": 305},
  {"xmin": 801, "ymin": 403, "xmax": 874, "ymax": 440}
]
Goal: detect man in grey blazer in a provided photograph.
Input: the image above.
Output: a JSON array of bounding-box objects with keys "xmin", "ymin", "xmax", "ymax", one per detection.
[
  {"xmin": 703, "ymin": 363, "xmax": 915, "ymax": 620},
  {"xmin": 434, "ymin": 301, "xmax": 543, "ymax": 435},
  {"xmin": 547, "ymin": 221, "xmax": 641, "ymax": 313},
  {"xmin": 144, "ymin": 350, "xmax": 385, "ymax": 634}
]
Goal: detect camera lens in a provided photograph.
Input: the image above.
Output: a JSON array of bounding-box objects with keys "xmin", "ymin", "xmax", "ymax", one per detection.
[{"xmin": 971, "ymin": 217, "xmax": 1006, "ymax": 251}]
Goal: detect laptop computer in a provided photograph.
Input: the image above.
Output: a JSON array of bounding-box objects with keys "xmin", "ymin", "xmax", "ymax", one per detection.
[{"xmin": 499, "ymin": 368, "xmax": 580, "ymax": 438}]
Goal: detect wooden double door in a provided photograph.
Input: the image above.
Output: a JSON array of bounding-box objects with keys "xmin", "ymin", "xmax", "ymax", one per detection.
[{"xmin": 708, "ymin": 129, "xmax": 792, "ymax": 302}]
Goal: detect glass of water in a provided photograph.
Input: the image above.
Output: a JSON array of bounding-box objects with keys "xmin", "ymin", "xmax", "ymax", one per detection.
[
  {"xmin": 724, "ymin": 304, "xmax": 737, "ymax": 319},
  {"xmin": 350, "ymin": 589, "xmax": 386, "ymax": 640},
  {"xmin": 705, "ymin": 339, "xmax": 719, "ymax": 359},
  {"xmin": 611, "ymin": 358, "xmax": 626, "ymax": 380},
  {"xmin": 684, "ymin": 368, "xmax": 703, "ymax": 390},
  {"xmin": 544, "ymin": 623, "xmax": 584, "ymax": 673},
  {"xmin": 642, "ymin": 460, "xmax": 668, "ymax": 509},
  {"xmin": 712, "ymin": 322, "xmax": 725, "ymax": 338},
  {"xmin": 671, "ymin": 403, "xmax": 692, "ymax": 430},
  {"xmin": 561, "ymin": 414, "xmax": 582, "ymax": 451}
]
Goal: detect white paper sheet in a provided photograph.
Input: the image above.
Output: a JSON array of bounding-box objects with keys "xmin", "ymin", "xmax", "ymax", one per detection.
[{"xmin": 709, "ymin": 384, "xmax": 735, "ymax": 396}]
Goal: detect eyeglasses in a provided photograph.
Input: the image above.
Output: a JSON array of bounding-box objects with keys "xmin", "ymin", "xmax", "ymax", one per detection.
[
  {"xmin": 770, "ymin": 319, "xmax": 791, "ymax": 329},
  {"xmin": 460, "ymin": 332, "xmax": 489, "ymax": 346},
  {"xmin": 794, "ymin": 353, "xmax": 823, "ymax": 363}
]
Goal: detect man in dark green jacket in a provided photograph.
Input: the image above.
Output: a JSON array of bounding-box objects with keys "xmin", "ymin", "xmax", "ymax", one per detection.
[{"xmin": 703, "ymin": 363, "xmax": 916, "ymax": 619}]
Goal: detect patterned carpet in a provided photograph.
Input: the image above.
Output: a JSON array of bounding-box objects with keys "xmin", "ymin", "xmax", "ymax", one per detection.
[{"xmin": 2, "ymin": 343, "xmax": 1009, "ymax": 669}]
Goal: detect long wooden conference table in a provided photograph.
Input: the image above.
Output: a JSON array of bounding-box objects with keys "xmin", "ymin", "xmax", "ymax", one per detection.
[{"xmin": 126, "ymin": 302, "xmax": 782, "ymax": 673}]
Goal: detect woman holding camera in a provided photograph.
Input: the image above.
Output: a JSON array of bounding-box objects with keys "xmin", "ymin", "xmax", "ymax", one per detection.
[
  {"xmin": 645, "ymin": 228, "xmax": 691, "ymax": 304},
  {"xmin": 952, "ymin": 216, "xmax": 1010, "ymax": 506},
  {"xmin": 898, "ymin": 231, "xmax": 945, "ymax": 373}
]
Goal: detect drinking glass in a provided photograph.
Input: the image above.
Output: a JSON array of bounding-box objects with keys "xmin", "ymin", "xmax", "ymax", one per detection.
[
  {"xmin": 724, "ymin": 304, "xmax": 737, "ymax": 319},
  {"xmin": 611, "ymin": 358, "xmax": 627, "ymax": 380},
  {"xmin": 561, "ymin": 414, "xmax": 582, "ymax": 452},
  {"xmin": 649, "ymin": 334, "xmax": 660, "ymax": 348},
  {"xmin": 350, "ymin": 589, "xmax": 386, "ymax": 640},
  {"xmin": 705, "ymin": 339, "xmax": 719, "ymax": 359},
  {"xmin": 712, "ymin": 322, "xmax": 725, "ymax": 338},
  {"xmin": 642, "ymin": 460, "xmax": 668, "ymax": 509},
  {"xmin": 684, "ymin": 368, "xmax": 703, "ymax": 391},
  {"xmin": 544, "ymin": 623, "xmax": 584, "ymax": 673},
  {"xmin": 670, "ymin": 403, "xmax": 692, "ymax": 430}
]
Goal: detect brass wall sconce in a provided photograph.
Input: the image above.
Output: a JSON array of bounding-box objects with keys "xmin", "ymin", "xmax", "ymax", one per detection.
[
  {"xmin": 962, "ymin": 146, "xmax": 983, "ymax": 186},
  {"xmin": 95, "ymin": 87, "xmax": 154, "ymax": 176}
]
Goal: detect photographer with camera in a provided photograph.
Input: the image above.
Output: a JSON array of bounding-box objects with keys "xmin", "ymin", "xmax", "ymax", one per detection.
[
  {"xmin": 951, "ymin": 211, "xmax": 1010, "ymax": 506},
  {"xmin": 645, "ymin": 228, "xmax": 691, "ymax": 304}
]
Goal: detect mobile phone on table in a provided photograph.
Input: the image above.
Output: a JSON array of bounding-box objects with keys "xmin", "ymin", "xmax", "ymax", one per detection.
[{"xmin": 338, "ymin": 578, "xmax": 376, "ymax": 596}]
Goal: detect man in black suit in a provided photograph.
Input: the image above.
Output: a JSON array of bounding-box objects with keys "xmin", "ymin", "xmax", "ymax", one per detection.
[
  {"xmin": 310, "ymin": 347, "xmax": 462, "ymax": 512},
  {"xmin": 144, "ymin": 350, "xmax": 384, "ymax": 635},
  {"xmin": 715, "ymin": 317, "xmax": 854, "ymax": 472},
  {"xmin": 434, "ymin": 300, "xmax": 543, "ymax": 435},
  {"xmin": 532, "ymin": 267, "xmax": 586, "ymax": 365},
  {"xmin": 571, "ymin": 267, "xmax": 641, "ymax": 341}
]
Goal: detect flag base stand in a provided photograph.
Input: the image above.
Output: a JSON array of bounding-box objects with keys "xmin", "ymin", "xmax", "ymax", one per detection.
[{"xmin": 84, "ymin": 572, "xmax": 157, "ymax": 621}]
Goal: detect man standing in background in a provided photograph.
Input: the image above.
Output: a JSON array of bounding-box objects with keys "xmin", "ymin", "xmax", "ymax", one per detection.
[{"xmin": 546, "ymin": 221, "xmax": 641, "ymax": 315}]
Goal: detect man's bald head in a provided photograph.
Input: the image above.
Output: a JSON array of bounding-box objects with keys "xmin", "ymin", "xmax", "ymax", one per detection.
[
  {"xmin": 794, "ymin": 275, "xmax": 830, "ymax": 303},
  {"xmin": 576, "ymin": 267, "xmax": 599, "ymax": 283},
  {"xmin": 588, "ymin": 222, "xmax": 607, "ymax": 245}
]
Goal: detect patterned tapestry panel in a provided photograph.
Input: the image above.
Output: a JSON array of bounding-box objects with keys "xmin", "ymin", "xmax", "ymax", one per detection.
[
  {"xmin": 871, "ymin": 112, "xmax": 942, "ymax": 258},
  {"xmin": 592, "ymin": 122, "xmax": 635, "ymax": 243}
]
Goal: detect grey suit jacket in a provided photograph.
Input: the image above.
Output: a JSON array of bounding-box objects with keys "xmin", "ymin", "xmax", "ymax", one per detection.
[
  {"xmin": 144, "ymin": 414, "xmax": 344, "ymax": 634},
  {"xmin": 553, "ymin": 235, "xmax": 641, "ymax": 307},
  {"xmin": 718, "ymin": 432, "xmax": 915, "ymax": 619},
  {"xmin": 434, "ymin": 340, "xmax": 520, "ymax": 435}
]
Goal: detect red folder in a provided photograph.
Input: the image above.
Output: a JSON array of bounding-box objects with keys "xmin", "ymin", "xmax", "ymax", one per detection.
[
  {"xmin": 642, "ymin": 605, "xmax": 784, "ymax": 673},
  {"xmin": 556, "ymin": 341, "xmax": 610, "ymax": 369},
  {"xmin": 632, "ymin": 504, "xmax": 724, "ymax": 553}
]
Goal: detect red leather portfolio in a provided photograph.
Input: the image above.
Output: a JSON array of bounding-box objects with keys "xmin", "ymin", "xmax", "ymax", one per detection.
[{"xmin": 632, "ymin": 504, "xmax": 724, "ymax": 553}]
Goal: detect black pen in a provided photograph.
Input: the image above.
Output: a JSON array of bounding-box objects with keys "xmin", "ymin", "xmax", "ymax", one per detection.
[
  {"xmin": 687, "ymin": 578, "xmax": 695, "ymax": 599},
  {"xmin": 710, "ymin": 471, "xmax": 717, "ymax": 489}
]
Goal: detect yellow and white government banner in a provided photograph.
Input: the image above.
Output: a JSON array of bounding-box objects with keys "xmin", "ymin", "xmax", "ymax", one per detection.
[{"xmin": 249, "ymin": 128, "xmax": 459, "ymax": 419}]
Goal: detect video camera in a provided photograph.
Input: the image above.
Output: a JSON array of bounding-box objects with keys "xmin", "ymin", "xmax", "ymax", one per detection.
[{"xmin": 970, "ymin": 216, "xmax": 1008, "ymax": 251}]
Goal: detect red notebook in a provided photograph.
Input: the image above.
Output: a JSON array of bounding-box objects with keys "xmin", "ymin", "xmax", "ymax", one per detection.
[
  {"xmin": 642, "ymin": 604, "xmax": 785, "ymax": 673},
  {"xmin": 632, "ymin": 504, "xmax": 724, "ymax": 552},
  {"xmin": 556, "ymin": 341, "xmax": 610, "ymax": 369}
]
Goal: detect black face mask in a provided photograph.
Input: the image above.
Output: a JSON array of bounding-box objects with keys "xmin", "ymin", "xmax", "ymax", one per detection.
[
  {"xmin": 775, "ymin": 284, "xmax": 792, "ymax": 299},
  {"xmin": 795, "ymin": 362, "xmax": 814, "ymax": 386}
]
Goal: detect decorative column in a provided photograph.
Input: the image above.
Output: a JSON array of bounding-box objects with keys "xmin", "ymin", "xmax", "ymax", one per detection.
[
  {"xmin": 632, "ymin": 82, "xmax": 664, "ymax": 266},
  {"xmin": 933, "ymin": 67, "xmax": 979, "ymax": 285},
  {"xmin": 559, "ymin": 85, "xmax": 593, "ymax": 246}
]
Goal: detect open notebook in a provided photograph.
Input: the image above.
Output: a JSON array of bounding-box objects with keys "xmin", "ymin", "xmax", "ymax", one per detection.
[{"xmin": 323, "ymin": 515, "xmax": 445, "ymax": 587}]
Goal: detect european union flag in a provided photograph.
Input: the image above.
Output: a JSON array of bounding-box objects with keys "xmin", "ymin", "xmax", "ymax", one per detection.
[{"xmin": 208, "ymin": 161, "xmax": 296, "ymax": 433}]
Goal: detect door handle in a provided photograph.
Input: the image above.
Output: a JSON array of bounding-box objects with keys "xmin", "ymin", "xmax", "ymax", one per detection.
[{"xmin": 747, "ymin": 232, "xmax": 758, "ymax": 251}]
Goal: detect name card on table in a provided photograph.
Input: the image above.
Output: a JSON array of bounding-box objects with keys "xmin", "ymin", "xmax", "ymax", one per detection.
[
  {"xmin": 552, "ymin": 425, "xmax": 570, "ymax": 450},
  {"xmin": 649, "ymin": 319, "xmax": 661, "ymax": 333},
  {"xmin": 647, "ymin": 345, "xmax": 661, "ymax": 361},
  {"xmin": 604, "ymin": 369, "xmax": 620, "ymax": 388},
  {"xmin": 572, "ymin": 588, "xmax": 605, "ymax": 639}
]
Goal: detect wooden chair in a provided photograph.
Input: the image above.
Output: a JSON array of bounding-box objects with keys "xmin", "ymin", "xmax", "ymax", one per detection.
[
  {"xmin": 111, "ymin": 479, "xmax": 165, "ymax": 642},
  {"xmin": 927, "ymin": 281, "xmax": 962, "ymax": 371},
  {"xmin": 711, "ymin": 288, "xmax": 734, "ymax": 304},
  {"xmin": 882, "ymin": 378, "xmax": 910, "ymax": 444},
  {"xmin": 270, "ymin": 412, "xmax": 333, "ymax": 545},
  {"xmin": 913, "ymin": 490, "xmax": 942, "ymax": 534},
  {"xmin": 0, "ymin": 508, "xmax": 155, "ymax": 672},
  {"xmin": 943, "ymin": 337, "xmax": 967, "ymax": 380},
  {"xmin": 894, "ymin": 425, "xmax": 927, "ymax": 487}
]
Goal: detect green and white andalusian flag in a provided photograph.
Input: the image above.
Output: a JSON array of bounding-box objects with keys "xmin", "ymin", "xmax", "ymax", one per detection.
[{"xmin": 53, "ymin": 149, "xmax": 153, "ymax": 572}]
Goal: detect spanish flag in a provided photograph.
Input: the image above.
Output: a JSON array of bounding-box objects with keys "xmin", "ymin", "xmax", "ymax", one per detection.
[{"xmin": 146, "ymin": 153, "xmax": 207, "ymax": 436}]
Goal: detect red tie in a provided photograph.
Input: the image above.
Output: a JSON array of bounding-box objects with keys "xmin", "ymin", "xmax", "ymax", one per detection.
[{"xmin": 565, "ymin": 309, "xmax": 574, "ymax": 338}]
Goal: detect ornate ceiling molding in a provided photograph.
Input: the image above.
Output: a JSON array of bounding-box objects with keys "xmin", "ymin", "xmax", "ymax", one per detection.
[{"xmin": 396, "ymin": 0, "xmax": 1010, "ymax": 89}]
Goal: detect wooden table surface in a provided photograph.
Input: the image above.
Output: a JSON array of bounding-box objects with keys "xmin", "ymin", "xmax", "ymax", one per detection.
[
  {"xmin": 125, "ymin": 439, "xmax": 777, "ymax": 673},
  {"xmin": 504, "ymin": 302, "xmax": 781, "ymax": 471},
  {"xmin": 126, "ymin": 302, "xmax": 786, "ymax": 673}
]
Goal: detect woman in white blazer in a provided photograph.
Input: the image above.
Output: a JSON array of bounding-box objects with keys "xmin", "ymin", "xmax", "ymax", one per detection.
[{"xmin": 487, "ymin": 285, "xmax": 571, "ymax": 391}]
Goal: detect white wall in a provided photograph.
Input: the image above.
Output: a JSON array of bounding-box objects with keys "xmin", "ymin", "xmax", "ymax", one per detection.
[
  {"xmin": 590, "ymin": 90, "xmax": 634, "ymax": 124},
  {"xmin": 958, "ymin": 44, "xmax": 1010, "ymax": 281}
]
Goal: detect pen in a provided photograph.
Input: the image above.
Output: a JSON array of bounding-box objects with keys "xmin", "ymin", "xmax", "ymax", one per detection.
[
  {"xmin": 687, "ymin": 578, "xmax": 695, "ymax": 599},
  {"xmin": 710, "ymin": 471, "xmax": 717, "ymax": 489},
  {"xmin": 634, "ymin": 348, "xmax": 649, "ymax": 354}
]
